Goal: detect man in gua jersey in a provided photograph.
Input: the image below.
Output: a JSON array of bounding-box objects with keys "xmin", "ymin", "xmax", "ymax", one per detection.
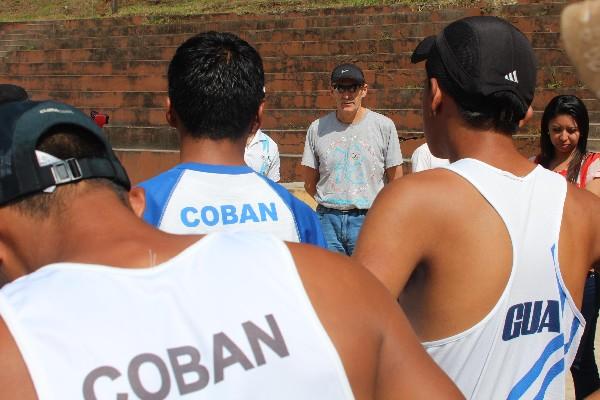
[{"xmin": 354, "ymin": 15, "xmax": 600, "ymax": 399}]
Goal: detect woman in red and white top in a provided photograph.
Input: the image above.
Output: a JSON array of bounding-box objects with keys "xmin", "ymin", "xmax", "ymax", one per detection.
[
  {"xmin": 535, "ymin": 94, "xmax": 600, "ymax": 399},
  {"xmin": 535, "ymin": 95, "xmax": 600, "ymax": 193}
]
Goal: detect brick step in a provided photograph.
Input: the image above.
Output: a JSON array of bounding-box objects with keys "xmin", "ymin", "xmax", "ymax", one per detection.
[
  {"xmin": 260, "ymin": 51, "xmax": 572, "ymax": 73},
  {"xmin": 115, "ymin": 132, "xmax": 554, "ymax": 184},
  {"xmin": 26, "ymin": 86, "xmax": 600, "ymax": 112},
  {"xmin": 1, "ymin": 40, "xmax": 565, "ymax": 75},
  {"xmin": 1, "ymin": 17, "xmax": 143, "ymax": 32},
  {"xmin": 75, "ymin": 106, "xmax": 600, "ymax": 133},
  {"xmin": 0, "ymin": 36, "xmax": 38, "ymax": 45},
  {"xmin": 0, "ymin": 33, "xmax": 40, "ymax": 42},
  {"xmin": 31, "ymin": 11, "xmax": 560, "ymax": 40},
  {"xmin": 1, "ymin": 60, "xmax": 169, "ymax": 76},
  {"xmin": 7, "ymin": 37, "xmax": 431, "ymax": 60},
  {"xmin": 5, "ymin": 75, "xmax": 167, "ymax": 92},
  {"xmin": 4, "ymin": 59, "xmax": 581, "ymax": 93},
  {"xmin": 97, "ymin": 108, "xmax": 600, "ymax": 152},
  {"xmin": 72, "ymin": 107, "xmax": 423, "ymax": 131},
  {"xmin": 0, "ymin": 44, "xmax": 24, "ymax": 52},
  {"xmin": 0, "ymin": 22, "xmax": 55, "ymax": 32},
  {"xmin": 5, "ymin": 44, "xmax": 571, "ymax": 68},
  {"xmin": 114, "ymin": 148, "xmax": 305, "ymax": 184},
  {"xmin": 11, "ymin": 66, "xmax": 583, "ymax": 93},
  {"xmin": 103, "ymin": 126, "xmax": 414, "ymax": 153},
  {"xmin": 14, "ymin": 28, "xmax": 561, "ymax": 52},
  {"xmin": 104, "ymin": 127, "xmax": 324, "ymax": 154}
]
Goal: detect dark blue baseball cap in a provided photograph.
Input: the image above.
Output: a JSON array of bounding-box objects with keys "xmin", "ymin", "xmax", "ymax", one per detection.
[{"xmin": 0, "ymin": 100, "xmax": 130, "ymax": 206}]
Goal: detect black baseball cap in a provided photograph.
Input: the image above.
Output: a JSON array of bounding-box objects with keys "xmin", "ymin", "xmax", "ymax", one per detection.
[
  {"xmin": 411, "ymin": 16, "xmax": 537, "ymax": 112},
  {"xmin": 0, "ymin": 84, "xmax": 28, "ymax": 105},
  {"xmin": 0, "ymin": 100, "xmax": 130, "ymax": 206},
  {"xmin": 331, "ymin": 63, "xmax": 365, "ymax": 85}
]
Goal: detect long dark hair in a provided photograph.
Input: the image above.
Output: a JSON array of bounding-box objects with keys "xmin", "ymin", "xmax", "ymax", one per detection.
[{"xmin": 539, "ymin": 95, "xmax": 589, "ymax": 183}]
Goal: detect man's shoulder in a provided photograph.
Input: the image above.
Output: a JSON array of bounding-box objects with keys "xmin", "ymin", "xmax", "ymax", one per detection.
[
  {"xmin": 137, "ymin": 165, "xmax": 183, "ymax": 191},
  {"xmin": 376, "ymin": 168, "xmax": 467, "ymax": 217},
  {"xmin": 365, "ymin": 109, "xmax": 395, "ymax": 126},
  {"xmin": 309, "ymin": 111, "xmax": 337, "ymax": 129}
]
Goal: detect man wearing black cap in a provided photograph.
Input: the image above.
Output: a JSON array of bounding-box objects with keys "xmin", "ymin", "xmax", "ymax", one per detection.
[
  {"xmin": 301, "ymin": 63, "xmax": 403, "ymax": 256},
  {"xmin": 354, "ymin": 16, "xmax": 600, "ymax": 398},
  {"xmin": 0, "ymin": 101, "xmax": 462, "ymax": 399}
]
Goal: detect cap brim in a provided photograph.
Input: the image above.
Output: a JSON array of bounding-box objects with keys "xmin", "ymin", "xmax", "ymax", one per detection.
[{"xmin": 411, "ymin": 36, "xmax": 436, "ymax": 64}]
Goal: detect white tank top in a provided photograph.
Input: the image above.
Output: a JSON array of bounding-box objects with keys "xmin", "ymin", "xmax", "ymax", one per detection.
[
  {"xmin": 0, "ymin": 232, "xmax": 354, "ymax": 400},
  {"xmin": 424, "ymin": 158, "xmax": 585, "ymax": 399}
]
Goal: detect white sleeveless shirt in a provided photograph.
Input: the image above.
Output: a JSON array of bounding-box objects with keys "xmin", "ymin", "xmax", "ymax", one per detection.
[
  {"xmin": 0, "ymin": 232, "xmax": 354, "ymax": 400},
  {"xmin": 424, "ymin": 159, "xmax": 585, "ymax": 399}
]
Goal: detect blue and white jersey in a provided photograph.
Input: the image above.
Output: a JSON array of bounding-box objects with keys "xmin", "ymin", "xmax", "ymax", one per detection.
[
  {"xmin": 138, "ymin": 163, "xmax": 326, "ymax": 247},
  {"xmin": 424, "ymin": 159, "xmax": 584, "ymax": 399}
]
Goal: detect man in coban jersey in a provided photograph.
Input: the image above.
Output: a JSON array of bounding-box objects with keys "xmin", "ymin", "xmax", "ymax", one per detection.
[
  {"xmin": 135, "ymin": 31, "xmax": 325, "ymax": 247},
  {"xmin": 354, "ymin": 16, "xmax": 600, "ymax": 399},
  {"xmin": 0, "ymin": 101, "xmax": 461, "ymax": 399}
]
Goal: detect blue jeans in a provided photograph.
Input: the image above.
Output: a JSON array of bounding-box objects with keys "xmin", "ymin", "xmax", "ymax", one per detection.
[{"xmin": 316, "ymin": 205, "xmax": 367, "ymax": 256}]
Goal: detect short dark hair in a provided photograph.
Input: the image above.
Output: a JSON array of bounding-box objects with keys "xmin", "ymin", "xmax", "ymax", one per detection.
[
  {"xmin": 538, "ymin": 95, "xmax": 589, "ymax": 183},
  {"xmin": 168, "ymin": 31, "xmax": 265, "ymax": 140},
  {"xmin": 0, "ymin": 84, "xmax": 28, "ymax": 105},
  {"xmin": 8, "ymin": 124, "xmax": 127, "ymax": 218},
  {"xmin": 426, "ymin": 41, "xmax": 527, "ymax": 136}
]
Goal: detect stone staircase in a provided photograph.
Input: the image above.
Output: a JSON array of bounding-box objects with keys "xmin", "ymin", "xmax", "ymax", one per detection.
[{"xmin": 0, "ymin": 1, "xmax": 597, "ymax": 184}]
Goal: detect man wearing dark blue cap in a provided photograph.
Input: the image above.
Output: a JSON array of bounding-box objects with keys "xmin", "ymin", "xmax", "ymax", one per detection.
[
  {"xmin": 0, "ymin": 101, "xmax": 461, "ymax": 399},
  {"xmin": 354, "ymin": 15, "xmax": 600, "ymax": 398},
  {"xmin": 301, "ymin": 63, "xmax": 403, "ymax": 256}
]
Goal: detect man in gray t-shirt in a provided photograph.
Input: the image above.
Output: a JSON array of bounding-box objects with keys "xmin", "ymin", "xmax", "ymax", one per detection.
[{"xmin": 301, "ymin": 63, "xmax": 403, "ymax": 255}]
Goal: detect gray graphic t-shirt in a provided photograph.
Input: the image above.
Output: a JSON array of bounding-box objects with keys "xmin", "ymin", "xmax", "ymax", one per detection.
[{"xmin": 301, "ymin": 109, "xmax": 402, "ymax": 209}]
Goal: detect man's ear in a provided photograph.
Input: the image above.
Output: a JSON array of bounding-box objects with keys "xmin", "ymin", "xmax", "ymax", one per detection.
[
  {"xmin": 165, "ymin": 97, "xmax": 177, "ymax": 128},
  {"xmin": 518, "ymin": 106, "xmax": 534, "ymax": 128},
  {"xmin": 429, "ymin": 77, "xmax": 443, "ymax": 115},
  {"xmin": 128, "ymin": 187, "xmax": 146, "ymax": 219},
  {"xmin": 250, "ymin": 101, "xmax": 265, "ymax": 136},
  {"xmin": 361, "ymin": 83, "xmax": 368, "ymax": 98}
]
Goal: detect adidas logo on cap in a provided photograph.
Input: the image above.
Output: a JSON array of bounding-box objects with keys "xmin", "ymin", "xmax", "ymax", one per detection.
[{"xmin": 505, "ymin": 70, "xmax": 519, "ymax": 83}]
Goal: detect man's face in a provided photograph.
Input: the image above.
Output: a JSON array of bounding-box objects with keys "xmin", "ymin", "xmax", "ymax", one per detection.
[{"xmin": 331, "ymin": 78, "xmax": 367, "ymax": 114}]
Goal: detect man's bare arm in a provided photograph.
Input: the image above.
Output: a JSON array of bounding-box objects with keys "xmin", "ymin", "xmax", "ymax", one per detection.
[
  {"xmin": 375, "ymin": 286, "xmax": 464, "ymax": 399},
  {"xmin": 586, "ymin": 178, "xmax": 600, "ymax": 198},
  {"xmin": 0, "ymin": 318, "xmax": 37, "ymax": 399},
  {"xmin": 290, "ymin": 243, "xmax": 462, "ymax": 399},
  {"xmin": 302, "ymin": 166, "xmax": 319, "ymax": 198},
  {"xmin": 385, "ymin": 165, "xmax": 403, "ymax": 182},
  {"xmin": 353, "ymin": 172, "xmax": 440, "ymax": 297}
]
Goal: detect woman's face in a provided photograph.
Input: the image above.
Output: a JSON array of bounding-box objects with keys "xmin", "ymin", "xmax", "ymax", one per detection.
[{"xmin": 548, "ymin": 114, "xmax": 580, "ymax": 155}]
